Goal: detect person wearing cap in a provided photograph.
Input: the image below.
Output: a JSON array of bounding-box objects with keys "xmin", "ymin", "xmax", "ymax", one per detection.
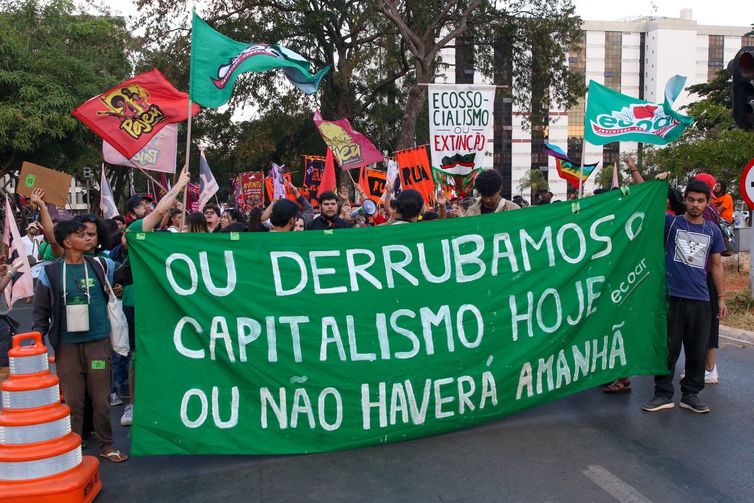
[
  {"xmin": 114, "ymin": 170, "xmax": 190, "ymax": 428},
  {"xmin": 693, "ymin": 173, "xmax": 729, "ymax": 385},
  {"xmin": 125, "ymin": 194, "xmax": 155, "ymax": 225},
  {"xmin": 21, "ymin": 221, "xmax": 44, "ymax": 270}
]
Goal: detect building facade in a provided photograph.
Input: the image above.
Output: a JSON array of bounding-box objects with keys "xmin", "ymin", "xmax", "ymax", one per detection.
[{"xmin": 437, "ymin": 10, "xmax": 753, "ymax": 202}]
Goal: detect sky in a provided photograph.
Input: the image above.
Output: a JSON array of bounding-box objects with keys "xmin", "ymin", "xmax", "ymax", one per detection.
[{"xmin": 99, "ymin": 0, "xmax": 753, "ymax": 27}]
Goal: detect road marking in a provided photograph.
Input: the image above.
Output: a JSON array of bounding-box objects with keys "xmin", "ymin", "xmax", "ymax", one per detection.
[
  {"xmin": 582, "ymin": 465, "xmax": 653, "ymax": 503},
  {"xmin": 720, "ymin": 334, "xmax": 753, "ymax": 345}
]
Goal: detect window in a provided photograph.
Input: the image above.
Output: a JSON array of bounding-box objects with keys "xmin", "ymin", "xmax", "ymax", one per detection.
[
  {"xmin": 602, "ymin": 142, "xmax": 620, "ymax": 170},
  {"xmin": 604, "ymin": 31, "xmax": 622, "ymax": 91},
  {"xmin": 708, "ymin": 35, "xmax": 724, "ymax": 82},
  {"xmin": 494, "ymin": 35, "xmax": 513, "ymax": 198},
  {"xmin": 567, "ymin": 31, "xmax": 586, "ymax": 139},
  {"xmin": 742, "ymin": 36, "xmax": 754, "ymax": 48}
]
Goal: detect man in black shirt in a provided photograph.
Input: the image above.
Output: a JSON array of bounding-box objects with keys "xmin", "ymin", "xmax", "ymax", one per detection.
[{"xmin": 307, "ymin": 191, "xmax": 352, "ymax": 230}]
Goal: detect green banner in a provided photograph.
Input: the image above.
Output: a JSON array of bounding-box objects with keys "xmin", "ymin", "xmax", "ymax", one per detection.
[
  {"xmin": 129, "ymin": 182, "xmax": 669, "ymax": 455},
  {"xmin": 189, "ymin": 12, "xmax": 329, "ymax": 108},
  {"xmin": 584, "ymin": 79, "xmax": 693, "ymax": 146}
]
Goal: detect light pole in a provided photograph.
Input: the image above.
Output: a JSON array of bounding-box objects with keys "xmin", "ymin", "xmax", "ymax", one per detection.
[{"xmin": 83, "ymin": 167, "xmax": 94, "ymax": 213}]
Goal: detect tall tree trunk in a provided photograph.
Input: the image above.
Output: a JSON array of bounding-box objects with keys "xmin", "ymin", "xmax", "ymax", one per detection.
[{"xmin": 397, "ymin": 62, "xmax": 431, "ymax": 149}]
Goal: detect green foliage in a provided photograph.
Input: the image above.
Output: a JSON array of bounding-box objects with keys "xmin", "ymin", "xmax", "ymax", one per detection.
[
  {"xmin": 517, "ymin": 168, "xmax": 549, "ymax": 194},
  {"xmin": 0, "ymin": 0, "xmax": 134, "ymax": 177}
]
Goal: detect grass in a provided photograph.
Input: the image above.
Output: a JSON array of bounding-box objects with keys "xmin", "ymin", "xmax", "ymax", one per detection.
[{"xmin": 723, "ymin": 288, "xmax": 754, "ymax": 332}]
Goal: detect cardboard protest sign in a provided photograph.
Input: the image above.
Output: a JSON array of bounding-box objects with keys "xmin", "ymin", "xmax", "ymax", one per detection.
[
  {"xmin": 128, "ymin": 181, "xmax": 668, "ymax": 455},
  {"xmin": 17, "ymin": 162, "xmax": 73, "ymax": 207}
]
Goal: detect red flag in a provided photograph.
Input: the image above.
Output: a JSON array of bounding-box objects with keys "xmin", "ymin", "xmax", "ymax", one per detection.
[
  {"xmin": 264, "ymin": 172, "xmax": 297, "ymax": 202},
  {"xmin": 73, "ymin": 69, "xmax": 200, "ymax": 159},
  {"xmin": 317, "ymin": 147, "xmax": 337, "ymax": 197},
  {"xmin": 313, "ymin": 111, "xmax": 384, "ymax": 170}
]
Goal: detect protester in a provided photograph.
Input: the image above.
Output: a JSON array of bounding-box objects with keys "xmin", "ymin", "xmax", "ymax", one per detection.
[
  {"xmin": 125, "ymin": 194, "xmax": 154, "ymax": 224},
  {"xmin": 32, "ymin": 219, "xmax": 128, "ymax": 462},
  {"xmin": 270, "ymin": 199, "xmax": 299, "ymax": 232},
  {"xmin": 247, "ymin": 207, "xmax": 269, "ymax": 232},
  {"xmin": 460, "ymin": 170, "xmax": 520, "ymax": 216},
  {"xmin": 694, "ymin": 173, "xmax": 728, "ymax": 384},
  {"xmin": 0, "ymin": 257, "xmax": 23, "ymax": 387},
  {"xmin": 186, "ymin": 212, "xmax": 210, "ymax": 233},
  {"xmin": 307, "ymin": 191, "xmax": 352, "ymax": 229},
  {"xmin": 712, "ymin": 182, "xmax": 734, "ymax": 223},
  {"xmin": 166, "ymin": 208, "xmax": 183, "ymax": 232},
  {"xmin": 219, "ymin": 208, "xmax": 245, "ymax": 230},
  {"xmin": 392, "ymin": 189, "xmax": 424, "ymax": 224},
  {"xmin": 642, "ymin": 179, "xmax": 727, "ymax": 414},
  {"xmin": 203, "ymin": 204, "xmax": 221, "ymax": 232},
  {"xmin": 115, "ymin": 171, "xmax": 190, "ymax": 427}
]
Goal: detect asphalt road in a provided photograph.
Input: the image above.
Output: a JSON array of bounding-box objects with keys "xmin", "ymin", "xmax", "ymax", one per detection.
[{"xmin": 8, "ymin": 303, "xmax": 754, "ymax": 502}]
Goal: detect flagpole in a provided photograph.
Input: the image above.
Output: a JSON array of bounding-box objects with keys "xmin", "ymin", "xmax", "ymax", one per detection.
[
  {"xmin": 578, "ymin": 92, "xmax": 589, "ymax": 199},
  {"xmin": 181, "ymin": 98, "xmax": 193, "ymax": 227}
]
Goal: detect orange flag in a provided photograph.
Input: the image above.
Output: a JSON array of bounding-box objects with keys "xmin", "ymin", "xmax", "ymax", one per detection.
[
  {"xmin": 264, "ymin": 172, "xmax": 297, "ymax": 202},
  {"xmin": 396, "ymin": 146, "xmax": 434, "ymax": 204},
  {"xmin": 317, "ymin": 147, "xmax": 337, "ymax": 197}
]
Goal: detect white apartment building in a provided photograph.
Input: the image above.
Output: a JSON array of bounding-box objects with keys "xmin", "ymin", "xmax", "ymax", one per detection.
[{"xmin": 437, "ymin": 9, "xmax": 753, "ymax": 201}]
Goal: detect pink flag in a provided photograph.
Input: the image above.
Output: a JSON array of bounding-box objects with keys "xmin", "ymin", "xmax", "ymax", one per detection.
[
  {"xmin": 3, "ymin": 198, "xmax": 35, "ymax": 306},
  {"xmin": 313, "ymin": 111, "xmax": 384, "ymax": 170},
  {"xmin": 611, "ymin": 163, "xmax": 620, "ymax": 189},
  {"xmin": 103, "ymin": 123, "xmax": 178, "ymax": 174}
]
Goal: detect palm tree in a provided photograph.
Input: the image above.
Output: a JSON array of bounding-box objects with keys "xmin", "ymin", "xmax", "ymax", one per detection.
[{"xmin": 517, "ymin": 168, "xmax": 550, "ymax": 201}]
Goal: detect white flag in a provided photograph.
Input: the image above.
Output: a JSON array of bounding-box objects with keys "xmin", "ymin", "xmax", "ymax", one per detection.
[
  {"xmin": 197, "ymin": 151, "xmax": 219, "ymax": 211},
  {"xmin": 100, "ymin": 165, "xmax": 119, "ymax": 219},
  {"xmin": 3, "ymin": 198, "xmax": 35, "ymax": 306},
  {"xmin": 271, "ymin": 163, "xmax": 286, "ymax": 200}
]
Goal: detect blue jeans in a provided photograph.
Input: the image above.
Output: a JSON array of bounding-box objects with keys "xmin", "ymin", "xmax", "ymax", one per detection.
[{"xmin": 111, "ymin": 351, "xmax": 130, "ymax": 396}]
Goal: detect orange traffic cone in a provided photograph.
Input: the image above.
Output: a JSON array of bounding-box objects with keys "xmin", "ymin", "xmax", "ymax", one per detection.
[{"xmin": 0, "ymin": 332, "xmax": 101, "ymax": 502}]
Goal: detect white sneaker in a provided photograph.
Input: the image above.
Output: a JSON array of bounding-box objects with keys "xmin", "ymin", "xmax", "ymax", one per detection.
[
  {"xmin": 120, "ymin": 404, "xmax": 133, "ymax": 426},
  {"xmin": 109, "ymin": 392, "xmax": 123, "ymax": 406},
  {"xmin": 705, "ymin": 366, "xmax": 719, "ymax": 384}
]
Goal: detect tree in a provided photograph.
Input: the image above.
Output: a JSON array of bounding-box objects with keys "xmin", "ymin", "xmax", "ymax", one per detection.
[
  {"xmin": 517, "ymin": 168, "xmax": 549, "ymax": 197},
  {"xmin": 0, "ymin": 0, "xmax": 135, "ymax": 182},
  {"xmin": 376, "ymin": 0, "xmax": 584, "ymax": 147}
]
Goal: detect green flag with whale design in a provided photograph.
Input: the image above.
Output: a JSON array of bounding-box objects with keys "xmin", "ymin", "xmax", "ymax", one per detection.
[
  {"xmin": 584, "ymin": 76, "xmax": 694, "ymax": 145},
  {"xmin": 189, "ymin": 12, "xmax": 330, "ymax": 108}
]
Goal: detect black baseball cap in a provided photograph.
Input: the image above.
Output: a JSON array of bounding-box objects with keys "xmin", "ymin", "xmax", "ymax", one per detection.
[{"xmin": 126, "ymin": 194, "xmax": 154, "ymax": 214}]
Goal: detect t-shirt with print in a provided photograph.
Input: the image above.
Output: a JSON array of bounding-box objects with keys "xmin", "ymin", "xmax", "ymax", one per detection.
[
  {"xmin": 59, "ymin": 262, "xmax": 111, "ymax": 344},
  {"xmin": 664, "ymin": 214, "xmax": 725, "ymax": 301}
]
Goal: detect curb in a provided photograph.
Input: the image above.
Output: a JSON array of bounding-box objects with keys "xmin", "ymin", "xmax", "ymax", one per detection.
[{"xmin": 720, "ymin": 325, "xmax": 754, "ymax": 344}]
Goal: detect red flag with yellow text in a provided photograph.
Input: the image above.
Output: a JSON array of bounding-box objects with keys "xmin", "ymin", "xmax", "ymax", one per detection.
[{"xmin": 73, "ymin": 69, "xmax": 200, "ymax": 159}]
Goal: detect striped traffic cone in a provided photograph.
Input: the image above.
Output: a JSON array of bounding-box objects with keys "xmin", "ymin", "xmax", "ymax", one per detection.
[{"xmin": 0, "ymin": 332, "xmax": 101, "ymax": 502}]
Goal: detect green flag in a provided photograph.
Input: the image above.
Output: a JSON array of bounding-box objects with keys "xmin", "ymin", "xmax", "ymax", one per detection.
[
  {"xmin": 189, "ymin": 12, "xmax": 330, "ymax": 108},
  {"xmin": 584, "ymin": 76, "xmax": 694, "ymax": 145},
  {"xmin": 128, "ymin": 182, "xmax": 669, "ymax": 456}
]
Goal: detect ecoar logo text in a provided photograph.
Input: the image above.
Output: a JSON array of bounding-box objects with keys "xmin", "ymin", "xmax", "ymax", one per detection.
[{"xmin": 590, "ymin": 104, "xmax": 680, "ymax": 138}]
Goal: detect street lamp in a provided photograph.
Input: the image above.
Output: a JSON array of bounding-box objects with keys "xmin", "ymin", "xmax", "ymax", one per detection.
[{"xmin": 83, "ymin": 167, "xmax": 94, "ymax": 213}]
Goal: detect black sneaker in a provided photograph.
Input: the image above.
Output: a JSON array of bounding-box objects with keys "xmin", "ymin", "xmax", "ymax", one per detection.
[
  {"xmin": 680, "ymin": 394, "xmax": 710, "ymax": 414},
  {"xmin": 642, "ymin": 396, "xmax": 675, "ymax": 412}
]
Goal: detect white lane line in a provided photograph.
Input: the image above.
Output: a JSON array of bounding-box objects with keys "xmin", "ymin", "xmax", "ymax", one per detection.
[
  {"xmin": 720, "ymin": 334, "xmax": 753, "ymax": 345},
  {"xmin": 582, "ymin": 465, "xmax": 653, "ymax": 503}
]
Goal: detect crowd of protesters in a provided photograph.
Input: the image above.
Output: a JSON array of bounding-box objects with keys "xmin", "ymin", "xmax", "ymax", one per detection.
[{"xmin": 0, "ymin": 159, "xmax": 739, "ymax": 463}]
